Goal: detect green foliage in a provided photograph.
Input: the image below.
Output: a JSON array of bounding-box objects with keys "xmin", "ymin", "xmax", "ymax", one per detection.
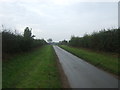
[
  {"xmin": 47, "ymin": 38, "xmax": 52, "ymax": 43},
  {"xmin": 23, "ymin": 27, "xmax": 32, "ymax": 39},
  {"xmin": 2, "ymin": 27, "xmax": 47, "ymax": 55},
  {"xmin": 69, "ymin": 28, "xmax": 119, "ymax": 52},
  {"xmin": 59, "ymin": 40, "xmax": 68, "ymax": 45},
  {"xmin": 69, "ymin": 36, "xmax": 81, "ymax": 47},
  {"xmin": 2, "ymin": 31, "xmax": 24, "ymax": 53},
  {"xmin": 23, "ymin": 27, "xmax": 33, "ymax": 51}
]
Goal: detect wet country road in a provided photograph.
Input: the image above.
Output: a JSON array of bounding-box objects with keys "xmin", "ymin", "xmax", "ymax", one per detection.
[{"xmin": 53, "ymin": 45, "xmax": 118, "ymax": 88}]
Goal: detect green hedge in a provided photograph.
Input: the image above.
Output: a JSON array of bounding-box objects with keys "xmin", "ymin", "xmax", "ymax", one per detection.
[
  {"xmin": 2, "ymin": 27, "xmax": 47, "ymax": 54},
  {"xmin": 69, "ymin": 28, "xmax": 119, "ymax": 52}
]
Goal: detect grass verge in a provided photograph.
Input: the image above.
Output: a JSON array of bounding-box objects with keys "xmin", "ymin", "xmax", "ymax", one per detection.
[
  {"xmin": 59, "ymin": 45, "xmax": 119, "ymax": 76},
  {"xmin": 3, "ymin": 45, "xmax": 62, "ymax": 88}
]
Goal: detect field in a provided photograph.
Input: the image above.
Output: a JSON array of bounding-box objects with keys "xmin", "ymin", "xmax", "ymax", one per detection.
[
  {"xmin": 60, "ymin": 45, "xmax": 119, "ymax": 76},
  {"xmin": 3, "ymin": 45, "xmax": 62, "ymax": 88}
]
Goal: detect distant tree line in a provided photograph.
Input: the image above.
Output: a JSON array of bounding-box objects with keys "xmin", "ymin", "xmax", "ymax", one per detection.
[
  {"xmin": 61, "ymin": 28, "xmax": 119, "ymax": 53},
  {"xmin": 59, "ymin": 40, "xmax": 68, "ymax": 45},
  {"xmin": 2, "ymin": 27, "xmax": 47, "ymax": 54}
]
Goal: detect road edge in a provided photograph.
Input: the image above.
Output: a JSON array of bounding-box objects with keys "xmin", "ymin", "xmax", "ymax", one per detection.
[
  {"xmin": 59, "ymin": 45, "xmax": 119, "ymax": 79},
  {"xmin": 53, "ymin": 46, "xmax": 71, "ymax": 88}
]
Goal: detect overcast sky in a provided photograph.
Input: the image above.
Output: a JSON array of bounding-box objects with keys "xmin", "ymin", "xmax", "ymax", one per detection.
[{"xmin": 0, "ymin": 0, "xmax": 118, "ymax": 42}]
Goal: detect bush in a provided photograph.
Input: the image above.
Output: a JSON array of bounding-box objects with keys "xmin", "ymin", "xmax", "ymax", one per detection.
[
  {"xmin": 2, "ymin": 27, "xmax": 47, "ymax": 54},
  {"xmin": 69, "ymin": 28, "xmax": 119, "ymax": 53}
]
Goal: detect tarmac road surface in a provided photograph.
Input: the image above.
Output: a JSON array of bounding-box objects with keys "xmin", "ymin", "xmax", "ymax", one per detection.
[{"xmin": 53, "ymin": 45, "xmax": 118, "ymax": 88}]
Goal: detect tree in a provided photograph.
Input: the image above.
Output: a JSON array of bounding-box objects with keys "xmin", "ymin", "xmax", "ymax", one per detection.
[
  {"xmin": 23, "ymin": 27, "xmax": 33, "ymax": 51},
  {"xmin": 47, "ymin": 38, "xmax": 52, "ymax": 43},
  {"xmin": 59, "ymin": 40, "xmax": 68, "ymax": 45},
  {"xmin": 68, "ymin": 28, "xmax": 119, "ymax": 52},
  {"xmin": 24, "ymin": 27, "xmax": 32, "ymax": 39}
]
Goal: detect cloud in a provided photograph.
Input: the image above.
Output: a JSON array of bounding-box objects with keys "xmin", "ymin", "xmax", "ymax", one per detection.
[
  {"xmin": 20, "ymin": 3, "xmax": 55, "ymax": 18},
  {"xmin": 0, "ymin": 1, "xmax": 118, "ymax": 41},
  {"xmin": 0, "ymin": 0, "xmax": 119, "ymax": 3}
]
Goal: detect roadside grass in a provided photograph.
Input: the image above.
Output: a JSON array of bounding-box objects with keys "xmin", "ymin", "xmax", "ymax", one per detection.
[
  {"xmin": 59, "ymin": 45, "xmax": 119, "ymax": 76},
  {"xmin": 3, "ymin": 45, "xmax": 62, "ymax": 88}
]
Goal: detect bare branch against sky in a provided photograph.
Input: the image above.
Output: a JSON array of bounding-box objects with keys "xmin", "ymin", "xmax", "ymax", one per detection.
[{"xmin": 0, "ymin": 0, "xmax": 118, "ymax": 42}]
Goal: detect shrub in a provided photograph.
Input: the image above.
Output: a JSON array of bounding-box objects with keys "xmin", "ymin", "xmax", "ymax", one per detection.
[
  {"xmin": 2, "ymin": 27, "xmax": 47, "ymax": 54},
  {"xmin": 69, "ymin": 28, "xmax": 119, "ymax": 53}
]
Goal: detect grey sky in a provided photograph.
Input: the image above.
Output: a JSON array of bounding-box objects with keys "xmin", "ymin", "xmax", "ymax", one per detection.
[{"xmin": 0, "ymin": 0, "xmax": 118, "ymax": 42}]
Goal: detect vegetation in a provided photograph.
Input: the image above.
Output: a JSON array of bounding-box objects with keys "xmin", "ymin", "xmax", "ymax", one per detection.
[
  {"xmin": 47, "ymin": 38, "xmax": 52, "ymax": 43},
  {"xmin": 2, "ymin": 27, "xmax": 47, "ymax": 59},
  {"xmin": 59, "ymin": 40, "xmax": 68, "ymax": 45},
  {"xmin": 3, "ymin": 45, "xmax": 62, "ymax": 88},
  {"xmin": 60, "ymin": 45, "xmax": 119, "ymax": 75},
  {"xmin": 69, "ymin": 28, "xmax": 119, "ymax": 53},
  {"xmin": 2, "ymin": 25, "xmax": 119, "ymax": 88},
  {"xmin": 58, "ymin": 28, "xmax": 119, "ymax": 76}
]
